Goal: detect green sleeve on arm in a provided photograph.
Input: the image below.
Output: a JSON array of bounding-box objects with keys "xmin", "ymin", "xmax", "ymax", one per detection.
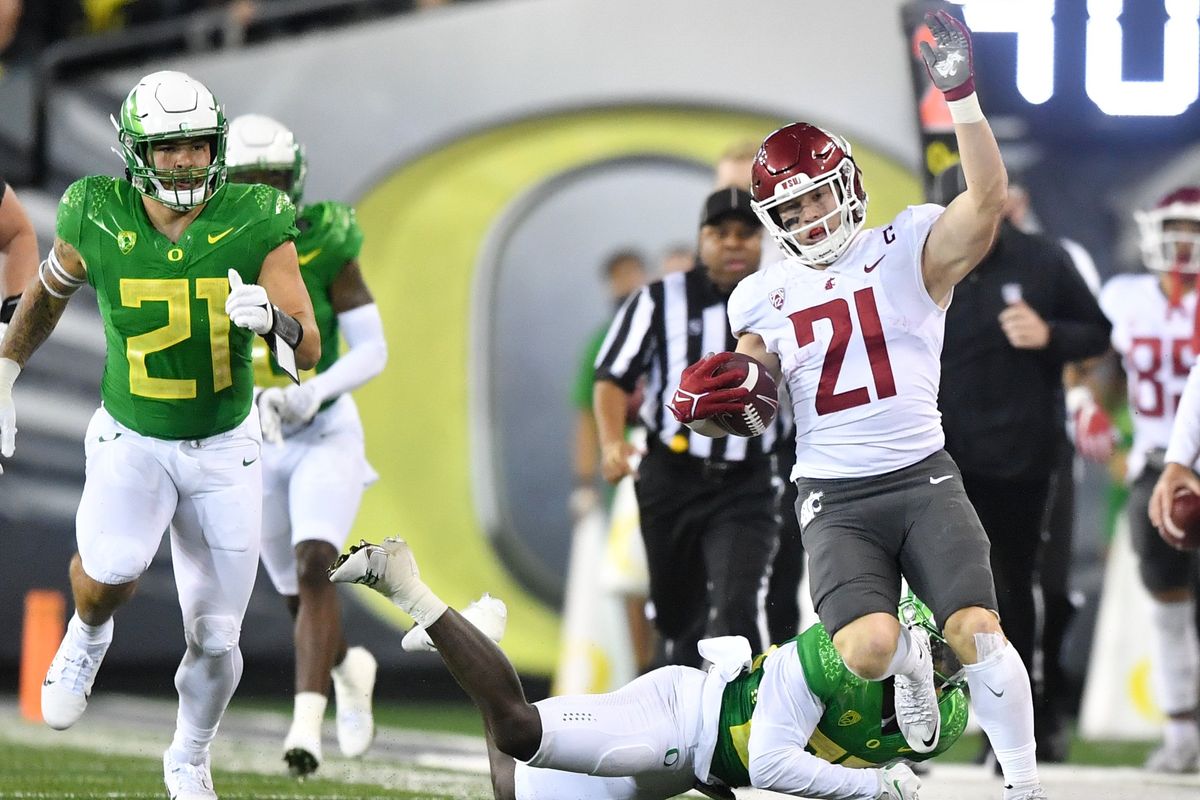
[
  {"xmin": 55, "ymin": 177, "xmax": 93, "ymax": 249},
  {"xmin": 573, "ymin": 328, "xmax": 607, "ymax": 411}
]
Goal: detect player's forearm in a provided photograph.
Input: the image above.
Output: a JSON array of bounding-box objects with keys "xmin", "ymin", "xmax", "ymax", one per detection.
[
  {"xmin": 593, "ymin": 380, "xmax": 631, "ymax": 450},
  {"xmin": 574, "ymin": 411, "xmax": 600, "ymax": 482},
  {"xmin": 748, "ymin": 746, "xmax": 879, "ymax": 800},
  {"xmin": 0, "ymin": 280, "xmax": 70, "ymax": 367},
  {"xmin": 291, "ymin": 312, "xmax": 321, "ymax": 369},
  {"xmin": 953, "ymin": 116, "xmax": 1007, "ymax": 234}
]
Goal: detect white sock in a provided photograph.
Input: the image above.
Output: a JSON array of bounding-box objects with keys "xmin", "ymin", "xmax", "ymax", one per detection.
[
  {"xmin": 392, "ymin": 583, "xmax": 448, "ymax": 629},
  {"xmin": 965, "ymin": 642, "xmax": 1039, "ymax": 789},
  {"xmin": 884, "ymin": 625, "xmax": 921, "ymax": 679},
  {"xmin": 1150, "ymin": 598, "xmax": 1200, "ymax": 716},
  {"xmin": 1165, "ymin": 717, "xmax": 1200, "ymax": 750},
  {"xmin": 69, "ymin": 613, "xmax": 113, "ymax": 648},
  {"xmin": 171, "ymin": 645, "xmax": 243, "ymax": 763},
  {"xmin": 292, "ymin": 691, "xmax": 327, "ymax": 737}
]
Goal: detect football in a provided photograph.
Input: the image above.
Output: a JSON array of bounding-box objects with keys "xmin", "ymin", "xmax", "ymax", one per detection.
[
  {"xmin": 710, "ymin": 353, "xmax": 780, "ymax": 437},
  {"xmin": 1165, "ymin": 489, "xmax": 1200, "ymax": 551}
]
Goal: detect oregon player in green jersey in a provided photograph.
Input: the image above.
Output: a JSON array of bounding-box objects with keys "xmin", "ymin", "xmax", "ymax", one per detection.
[
  {"xmin": 225, "ymin": 113, "xmax": 388, "ymax": 777},
  {"xmin": 329, "ymin": 539, "xmax": 960, "ymax": 800},
  {"xmin": 0, "ymin": 71, "xmax": 319, "ymax": 800}
]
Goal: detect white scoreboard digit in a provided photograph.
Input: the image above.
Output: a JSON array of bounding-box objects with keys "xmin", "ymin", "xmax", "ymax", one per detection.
[{"xmin": 951, "ymin": 0, "xmax": 1200, "ymax": 116}]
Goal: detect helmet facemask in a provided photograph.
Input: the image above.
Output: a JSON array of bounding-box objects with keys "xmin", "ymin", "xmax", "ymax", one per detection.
[
  {"xmin": 112, "ymin": 71, "xmax": 228, "ymax": 212},
  {"xmin": 1136, "ymin": 190, "xmax": 1200, "ymax": 275},
  {"xmin": 753, "ymin": 158, "xmax": 866, "ymax": 267}
]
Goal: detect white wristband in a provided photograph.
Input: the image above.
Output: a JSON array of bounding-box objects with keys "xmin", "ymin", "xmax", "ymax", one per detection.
[
  {"xmin": 1065, "ymin": 386, "xmax": 1093, "ymax": 415},
  {"xmin": 0, "ymin": 357, "xmax": 20, "ymax": 391},
  {"xmin": 947, "ymin": 93, "xmax": 985, "ymax": 124}
]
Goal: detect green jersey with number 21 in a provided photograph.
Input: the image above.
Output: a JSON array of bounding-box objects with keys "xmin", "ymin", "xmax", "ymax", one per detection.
[{"xmin": 56, "ymin": 175, "xmax": 298, "ymax": 440}]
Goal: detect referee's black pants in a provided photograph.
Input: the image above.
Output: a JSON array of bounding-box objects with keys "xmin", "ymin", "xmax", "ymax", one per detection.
[
  {"xmin": 959, "ymin": 471, "xmax": 1052, "ymax": 686},
  {"xmin": 635, "ymin": 444, "xmax": 780, "ymax": 668}
]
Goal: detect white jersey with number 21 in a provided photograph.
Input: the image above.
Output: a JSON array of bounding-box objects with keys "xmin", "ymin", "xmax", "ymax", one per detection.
[{"xmin": 729, "ymin": 204, "xmax": 948, "ymax": 480}]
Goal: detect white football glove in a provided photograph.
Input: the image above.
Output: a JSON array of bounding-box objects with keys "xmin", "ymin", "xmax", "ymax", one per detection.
[
  {"xmin": 226, "ymin": 269, "xmax": 273, "ymax": 335},
  {"xmin": 0, "ymin": 357, "xmax": 18, "ymax": 475},
  {"xmin": 256, "ymin": 387, "xmax": 286, "ymax": 444},
  {"xmin": 875, "ymin": 763, "xmax": 921, "ymax": 800},
  {"xmin": 279, "ymin": 382, "xmax": 321, "ymax": 426}
]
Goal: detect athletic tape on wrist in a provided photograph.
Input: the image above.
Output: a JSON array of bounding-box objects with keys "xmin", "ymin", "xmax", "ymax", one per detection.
[
  {"xmin": 269, "ymin": 306, "xmax": 304, "ymax": 350},
  {"xmin": 947, "ymin": 93, "xmax": 984, "ymax": 124}
]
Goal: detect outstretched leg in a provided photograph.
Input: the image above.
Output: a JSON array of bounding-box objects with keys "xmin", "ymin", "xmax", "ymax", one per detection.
[{"xmin": 329, "ymin": 540, "xmax": 541, "ymax": 761}]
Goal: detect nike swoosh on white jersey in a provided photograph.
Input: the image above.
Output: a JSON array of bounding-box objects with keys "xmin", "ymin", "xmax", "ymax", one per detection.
[{"xmin": 929, "ymin": 475, "xmax": 954, "ymax": 485}]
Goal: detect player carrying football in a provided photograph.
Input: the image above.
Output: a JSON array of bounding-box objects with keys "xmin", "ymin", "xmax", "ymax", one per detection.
[
  {"xmin": 329, "ymin": 537, "xmax": 966, "ymax": 800},
  {"xmin": 669, "ymin": 11, "xmax": 1046, "ymax": 800},
  {"xmin": 223, "ymin": 113, "xmax": 387, "ymax": 776},
  {"xmin": 0, "ymin": 71, "xmax": 319, "ymax": 800}
]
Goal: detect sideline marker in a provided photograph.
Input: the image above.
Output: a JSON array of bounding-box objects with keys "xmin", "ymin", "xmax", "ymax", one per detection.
[{"xmin": 20, "ymin": 590, "xmax": 66, "ymax": 722}]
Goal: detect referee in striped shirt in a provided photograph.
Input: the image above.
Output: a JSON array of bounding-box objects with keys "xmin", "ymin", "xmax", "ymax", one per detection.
[{"xmin": 593, "ymin": 187, "xmax": 781, "ymax": 667}]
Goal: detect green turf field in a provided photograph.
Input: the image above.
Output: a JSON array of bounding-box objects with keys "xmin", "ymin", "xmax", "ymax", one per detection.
[{"xmin": 0, "ymin": 697, "xmax": 1174, "ymax": 800}]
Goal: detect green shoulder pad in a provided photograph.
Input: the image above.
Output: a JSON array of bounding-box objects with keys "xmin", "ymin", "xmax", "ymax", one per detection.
[
  {"xmin": 56, "ymin": 176, "xmax": 116, "ymax": 249},
  {"xmin": 299, "ymin": 200, "xmax": 364, "ymax": 266}
]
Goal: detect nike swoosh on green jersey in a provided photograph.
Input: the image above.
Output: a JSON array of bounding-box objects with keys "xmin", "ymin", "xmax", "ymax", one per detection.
[
  {"xmin": 297, "ymin": 248, "xmax": 322, "ymax": 266},
  {"xmin": 207, "ymin": 227, "xmax": 235, "ymax": 244}
]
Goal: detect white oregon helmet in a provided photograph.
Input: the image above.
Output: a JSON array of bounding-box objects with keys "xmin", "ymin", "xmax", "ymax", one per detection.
[
  {"xmin": 225, "ymin": 114, "xmax": 307, "ymax": 204},
  {"xmin": 112, "ymin": 70, "xmax": 227, "ymax": 211}
]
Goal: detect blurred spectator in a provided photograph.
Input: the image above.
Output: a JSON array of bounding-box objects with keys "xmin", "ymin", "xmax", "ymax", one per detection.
[
  {"xmin": 571, "ymin": 249, "xmax": 648, "ymax": 518},
  {"xmin": 932, "ymin": 164, "xmax": 1112, "ymax": 764},
  {"xmin": 593, "ymin": 188, "xmax": 781, "ymax": 667},
  {"xmin": 658, "ymin": 243, "xmax": 693, "ymax": 274},
  {"xmin": 713, "ymin": 139, "xmax": 759, "ymax": 191},
  {"xmin": 570, "ymin": 248, "xmax": 652, "ymax": 671}
]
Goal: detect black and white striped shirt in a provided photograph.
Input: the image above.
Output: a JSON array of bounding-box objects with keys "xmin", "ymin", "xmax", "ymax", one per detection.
[{"xmin": 594, "ymin": 266, "xmax": 785, "ymax": 462}]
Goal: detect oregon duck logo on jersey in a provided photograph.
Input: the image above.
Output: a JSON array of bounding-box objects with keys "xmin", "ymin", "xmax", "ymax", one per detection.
[
  {"xmin": 117, "ymin": 230, "xmax": 137, "ymax": 254},
  {"xmin": 838, "ymin": 710, "xmax": 862, "ymax": 727}
]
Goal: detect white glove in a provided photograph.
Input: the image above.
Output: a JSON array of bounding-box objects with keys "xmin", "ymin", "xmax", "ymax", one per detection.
[
  {"xmin": 0, "ymin": 358, "xmax": 20, "ymax": 475},
  {"xmin": 875, "ymin": 763, "xmax": 921, "ymax": 800},
  {"xmin": 226, "ymin": 269, "xmax": 273, "ymax": 335},
  {"xmin": 256, "ymin": 387, "xmax": 286, "ymax": 445},
  {"xmin": 279, "ymin": 382, "xmax": 321, "ymax": 425}
]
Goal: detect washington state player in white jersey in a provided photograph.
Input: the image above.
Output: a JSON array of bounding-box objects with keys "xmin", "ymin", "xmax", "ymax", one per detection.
[
  {"xmin": 1125, "ymin": 187, "xmax": 1200, "ymax": 773},
  {"xmin": 668, "ymin": 11, "xmax": 1047, "ymax": 800}
]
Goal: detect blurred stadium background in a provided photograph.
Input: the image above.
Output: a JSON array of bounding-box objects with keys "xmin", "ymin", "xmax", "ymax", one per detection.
[{"xmin": 1, "ymin": 0, "xmax": 1199, "ymax": 797}]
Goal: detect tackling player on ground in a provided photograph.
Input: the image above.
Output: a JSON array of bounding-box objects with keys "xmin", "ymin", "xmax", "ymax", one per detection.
[
  {"xmin": 330, "ymin": 537, "xmax": 965, "ymax": 800},
  {"xmin": 0, "ymin": 71, "xmax": 319, "ymax": 800},
  {"xmin": 224, "ymin": 113, "xmax": 387, "ymax": 776},
  {"xmin": 669, "ymin": 12, "xmax": 1045, "ymax": 800}
]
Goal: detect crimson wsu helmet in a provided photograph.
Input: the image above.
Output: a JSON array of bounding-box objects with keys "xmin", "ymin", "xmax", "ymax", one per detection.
[
  {"xmin": 750, "ymin": 123, "xmax": 868, "ymax": 266},
  {"xmin": 1136, "ymin": 186, "xmax": 1200, "ymax": 274}
]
